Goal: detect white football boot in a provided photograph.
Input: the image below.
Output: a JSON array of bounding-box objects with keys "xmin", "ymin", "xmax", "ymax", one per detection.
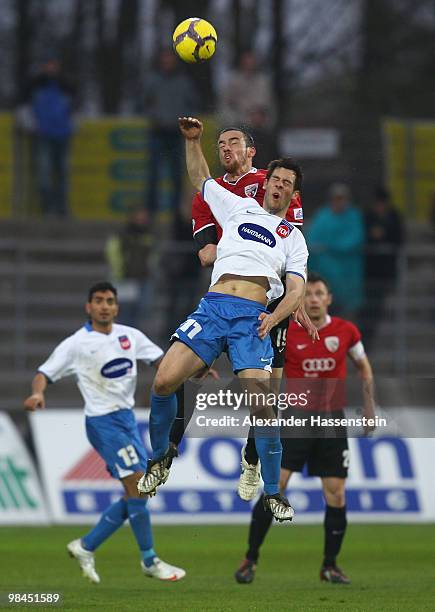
[
  {"xmin": 237, "ymin": 445, "xmax": 261, "ymax": 501},
  {"xmin": 141, "ymin": 558, "xmax": 186, "ymax": 581},
  {"xmin": 137, "ymin": 445, "xmax": 178, "ymax": 495},
  {"xmin": 67, "ymin": 539, "xmax": 100, "ymax": 584}
]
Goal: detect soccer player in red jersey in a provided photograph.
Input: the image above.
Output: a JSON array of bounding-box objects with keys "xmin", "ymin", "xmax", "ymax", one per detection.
[
  {"xmin": 169, "ymin": 128, "xmax": 307, "ymax": 471},
  {"xmin": 192, "ymin": 127, "xmax": 303, "ymax": 268},
  {"xmin": 235, "ymin": 272, "xmax": 376, "ymax": 585}
]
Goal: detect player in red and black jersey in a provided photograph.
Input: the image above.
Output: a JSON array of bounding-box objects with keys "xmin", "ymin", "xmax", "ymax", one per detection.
[
  {"xmin": 169, "ymin": 127, "xmax": 306, "ymax": 451},
  {"xmin": 191, "ymin": 127, "xmax": 303, "ymax": 266},
  {"xmin": 235, "ymin": 272, "xmax": 376, "ymax": 585}
]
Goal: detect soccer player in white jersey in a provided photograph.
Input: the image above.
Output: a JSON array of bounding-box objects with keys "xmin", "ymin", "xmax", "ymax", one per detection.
[
  {"xmin": 137, "ymin": 117, "xmax": 318, "ymax": 522},
  {"xmin": 23, "ymin": 282, "xmax": 185, "ymax": 584}
]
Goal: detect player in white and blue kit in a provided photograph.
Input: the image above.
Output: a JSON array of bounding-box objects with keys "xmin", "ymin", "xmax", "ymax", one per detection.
[
  {"xmin": 138, "ymin": 117, "xmax": 318, "ymax": 522},
  {"xmin": 24, "ymin": 281, "xmax": 185, "ymax": 584}
]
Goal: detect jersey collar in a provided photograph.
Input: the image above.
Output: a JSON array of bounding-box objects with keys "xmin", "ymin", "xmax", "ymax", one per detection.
[
  {"xmin": 222, "ymin": 167, "xmax": 258, "ymax": 185},
  {"xmin": 317, "ymin": 314, "xmax": 332, "ymax": 331},
  {"xmin": 84, "ymin": 321, "xmax": 116, "ymax": 335}
]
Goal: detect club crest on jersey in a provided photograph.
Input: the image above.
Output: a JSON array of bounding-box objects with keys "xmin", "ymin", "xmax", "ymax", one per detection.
[
  {"xmin": 325, "ymin": 336, "xmax": 339, "ymax": 353},
  {"xmin": 276, "ymin": 219, "xmax": 294, "ymax": 239},
  {"xmin": 118, "ymin": 335, "xmax": 131, "ymax": 350},
  {"xmin": 244, "ymin": 183, "xmax": 259, "ymax": 198},
  {"xmin": 294, "ymin": 208, "xmax": 303, "ymax": 220},
  {"xmin": 238, "ymin": 223, "xmax": 276, "ymax": 247}
]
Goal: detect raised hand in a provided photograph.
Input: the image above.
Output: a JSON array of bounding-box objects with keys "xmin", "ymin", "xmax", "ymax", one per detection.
[{"xmin": 178, "ymin": 116, "xmax": 203, "ymax": 140}]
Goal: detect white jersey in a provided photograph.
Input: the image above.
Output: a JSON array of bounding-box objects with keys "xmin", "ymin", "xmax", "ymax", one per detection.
[
  {"xmin": 38, "ymin": 322, "xmax": 163, "ymax": 417},
  {"xmin": 202, "ymin": 179, "xmax": 308, "ymax": 301}
]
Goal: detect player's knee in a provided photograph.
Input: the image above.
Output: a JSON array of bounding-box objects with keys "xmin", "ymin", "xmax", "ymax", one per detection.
[
  {"xmin": 122, "ymin": 473, "xmax": 143, "ymax": 498},
  {"xmin": 324, "ymin": 486, "xmax": 345, "ymax": 507},
  {"xmin": 153, "ymin": 370, "xmax": 177, "ymax": 396},
  {"xmin": 332, "ymin": 492, "xmax": 345, "ymax": 507}
]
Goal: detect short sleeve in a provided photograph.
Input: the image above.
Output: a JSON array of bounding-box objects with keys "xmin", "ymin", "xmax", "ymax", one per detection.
[
  {"xmin": 346, "ymin": 322, "xmax": 365, "ymax": 360},
  {"xmin": 202, "ymin": 179, "xmax": 249, "ymax": 227},
  {"xmin": 38, "ymin": 336, "xmax": 76, "ymax": 382},
  {"xmin": 286, "ymin": 192, "xmax": 304, "ymax": 226},
  {"xmin": 134, "ymin": 330, "xmax": 164, "ymax": 365},
  {"xmin": 192, "ymin": 191, "xmax": 217, "ymax": 237},
  {"xmin": 285, "ymin": 228, "xmax": 308, "ymax": 281}
]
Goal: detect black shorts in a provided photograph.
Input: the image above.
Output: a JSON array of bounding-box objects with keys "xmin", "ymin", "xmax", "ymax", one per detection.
[
  {"xmin": 268, "ymin": 296, "xmax": 289, "ymax": 369},
  {"xmin": 281, "ymin": 435, "xmax": 349, "ymax": 478}
]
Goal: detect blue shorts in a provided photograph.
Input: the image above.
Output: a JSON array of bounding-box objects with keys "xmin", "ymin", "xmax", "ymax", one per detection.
[
  {"xmin": 172, "ymin": 292, "xmax": 274, "ymax": 373},
  {"xmin": 85, "ymin": 409, "xmax": 147, "ymax": 480}
]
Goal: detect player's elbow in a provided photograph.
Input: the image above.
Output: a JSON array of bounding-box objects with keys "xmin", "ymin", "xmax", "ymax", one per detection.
[
  {"xmin": 198, "ymin": 244, "xmax": 217, "ymax": 267},
  {"xmin": 198, "ymin": 251, "xmax": 207, "ymax": 266},
  {"xmin": 356, "ymin": 359, "xmax": 373, "ymax": 379},
  {"xmin": 199, "ymin": 253, "xmax": 214, "ymax": 267}
]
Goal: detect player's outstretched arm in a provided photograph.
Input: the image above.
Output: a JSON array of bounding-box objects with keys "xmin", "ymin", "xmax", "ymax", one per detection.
[
  {"xmin": 23, "ymin": 372, "xmax": 48, "ymax": 411},
  {"xmin": 179, "ymin": 117, "xmax": 211, "ymax": 191}
]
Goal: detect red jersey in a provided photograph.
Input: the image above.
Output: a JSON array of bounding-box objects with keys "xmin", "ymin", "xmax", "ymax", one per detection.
[
  {"xmin": 192, "ymin": 168, "xmax": 303, "ymax": 242},
  {"xmin": 284, "ymin": 315, "xmax": 364, "ymax": 380}
]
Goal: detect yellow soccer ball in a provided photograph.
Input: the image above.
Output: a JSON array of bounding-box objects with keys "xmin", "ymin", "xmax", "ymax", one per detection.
[{"xmin": 173, "ymin": 17, "xmax": 217, "ymax": 63}]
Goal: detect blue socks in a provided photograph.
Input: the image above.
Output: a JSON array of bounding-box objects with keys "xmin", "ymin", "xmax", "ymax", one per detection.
[
  {"xmin": 81, "ymin": 497, "xmax": 156, "ymax": 566},
  {"xmin": 254, "ymin": 426, "xmax": 282, "ymax": 496},
  {"xmin": 150, "ymin": 392, "xmax": 178, "ymax": 460},
  {"xmin": 127, "ymin": 498, "xmax": 155, "ymax": 565},
  {"xmin": 82, "ymin": 497, "xmax": 128, "ymax": 551},
  {"xmin": 142, "ymin": 547, "xmax": 157, "ymax": 567}
]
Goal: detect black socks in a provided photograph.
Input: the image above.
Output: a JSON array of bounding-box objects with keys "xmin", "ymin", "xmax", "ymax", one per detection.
[{"xmin": 323, "ymin": 505, "xmax": 347, "ymax": 566}]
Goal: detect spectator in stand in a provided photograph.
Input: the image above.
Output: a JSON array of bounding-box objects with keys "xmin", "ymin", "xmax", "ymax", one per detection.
[
  {"xmin": 364, "ymin": 186, "xmax": 404, "ymax": 347},
  {"xmin": 219, "ymin": 51, "xmax": 275, "ymax": 129},
  {"xmin": 143, "ymin": 49, "xmax": 199, "ymax": 218},
  {"xmin": 105, "ymin": 209, "xmax": 154, "ymax": 328},
  {"xmin": 307, "ymin": 183, "xmax": 365, "ymax": 320},
  {"xmin": 25, "ymin": 55, "xmax": 75, "ymax": 217}
]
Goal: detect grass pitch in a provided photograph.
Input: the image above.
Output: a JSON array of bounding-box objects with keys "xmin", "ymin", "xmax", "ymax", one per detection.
[{"xmin": 0, "ymin": 524, "xmax": 434, "ymax": 611}]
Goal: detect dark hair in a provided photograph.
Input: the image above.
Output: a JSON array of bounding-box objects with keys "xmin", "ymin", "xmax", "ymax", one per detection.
[
  {"xmin": 307, "ymin": 272, "xmax": 331, "ymax": 292},
  {"xmin": 218, "ymin": 126, "xmax": 255, "ymax": 149},
  {"xmin": 88, "ymin": 281, "xmax": 118, "ymax": 302},
  {"xmin": 266, "ymin": 158, "xmax": 303, "ymax": 192}
]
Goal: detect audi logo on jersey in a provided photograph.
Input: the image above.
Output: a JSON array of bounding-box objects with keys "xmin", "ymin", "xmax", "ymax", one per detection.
[{"xmin": 302, "ymin": 357, "xmax": 336, "ymax": 372}]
